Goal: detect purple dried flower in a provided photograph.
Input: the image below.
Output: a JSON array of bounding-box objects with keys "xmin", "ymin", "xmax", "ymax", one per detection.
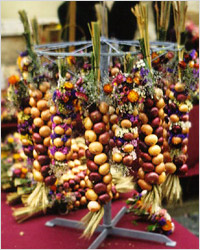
[
  {"xmin": 50, "ymin": 146, "xmax": 57, "ymax": 155},
  {"xmin": 165, "ymin": 230, "xmax": 172, "ymax": 236},
  {"xmin": 61, "ymin": 135, "xmax": 69, "ymax": 142},
  {"xmin": 140, "ymin": 68, "xmax": 149, "ymax": 77},
  {"xmin": 190, "ymin": 50, "xmax": 197, "ymax": 60},
  {"xmin": 53, "ymin": 91, "xmax": 57, "ymax": 102},
  {"xmin": 167, "ymin": 67, "xmax": 174, "ymax": 73},
  {"xmin": 61, "ymin": 147, "xmax": 69, "ymax": 154},
  {"xmin": 20, "ymin": 51, "xmax": 28, "ymax": 57},
  {"xmin": 158, "ymin": 218, "xmax": 166, "ymax": 226},
  {"xmin": 50, "ymin": 133, "xmax": 60, "ymax": 140}
]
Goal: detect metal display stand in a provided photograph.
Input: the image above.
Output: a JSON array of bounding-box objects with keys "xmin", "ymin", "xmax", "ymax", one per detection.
[
  {"xmin": 45, "ymin": 201, "xmax": 176, "ymax": 248},
  {"xmin": 35, "ymin": 38, "xmax": 178, "ymax": 248}
]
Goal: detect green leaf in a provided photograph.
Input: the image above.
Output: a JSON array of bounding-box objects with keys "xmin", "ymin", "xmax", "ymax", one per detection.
[
  {"xmin": 147, "ymin": 224, "xmax": 157, "ymax": 232},
  {"xmin": 132, "ymin": 220, "xmax": 138, "ymax": 226}
]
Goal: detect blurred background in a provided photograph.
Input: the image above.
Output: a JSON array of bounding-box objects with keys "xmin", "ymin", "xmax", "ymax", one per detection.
[{"xmin": 1, "ymin": 1, "xmax": 199, "ymax": 77}]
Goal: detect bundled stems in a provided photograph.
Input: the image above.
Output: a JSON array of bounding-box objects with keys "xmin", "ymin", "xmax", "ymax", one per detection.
[
  {"xmin": 18, "ymin": 10, "xmax": 32, "ymax": 52},
  {"xmin": 132, "ymin": 3, "xmax": 151, "ymax": 71},
  {"xmin": 140, "ymin": 185, "xmax": 162, "ymax": 213},
  {"xmin": 31, "ymin": 17, "xmax": 39, "ymax": 45},
  {"xmin": 88, "ymin": 22, "xmax": 101, "ymax": 90},
  {"xmin": 155, "ymin": 1, "xmax": 172, "ymax": 41},
  {"xmin": 81, "ymin": 207, "xmax": 104, "ymax": 239},
  {"xmin": 12, "ymin": 182, "xmax": 50, "ymax": 223},
  {"xmin": 172, "ymin": 1, "xmax": 188, "ymax": 81},
  {"xmin": 111, "ymin": 167, "xmax": 135, "ymax": 193},
  {"xmin": 18, "ymin": 10, "xmax": 38, "ymax": 67},
  {"xmin": 161, "ymin": 174, "xmax": 182, "ymax": 204}
]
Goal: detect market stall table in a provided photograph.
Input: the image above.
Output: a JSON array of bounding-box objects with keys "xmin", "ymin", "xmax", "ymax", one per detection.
[{"xmin": 1, "ymin": 192, "xmax": 199, "ymax": 249}]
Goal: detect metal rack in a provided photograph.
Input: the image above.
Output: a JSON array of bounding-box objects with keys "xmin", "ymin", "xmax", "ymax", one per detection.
[
  {"xmin": 35, "ymin": 38, "xmax": 177, "ymax": 248},
  {"xmin": 35, "ymin": 37, "xmax": 179, "ymax": 60}
]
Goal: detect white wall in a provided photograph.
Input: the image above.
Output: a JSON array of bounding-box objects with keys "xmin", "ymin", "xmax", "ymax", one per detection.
[
  {"xmin": 1, "ymin": 1, "xmax": 61, "ymax": 20},
  {"xmin": 1, "ymin": 1, "xmax": 61, "ymax": 35},
  {"xmin": 1, "ymin": 1, "xmax": 199, "ymax": 36}
]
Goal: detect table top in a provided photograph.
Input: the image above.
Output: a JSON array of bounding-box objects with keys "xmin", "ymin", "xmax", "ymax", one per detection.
[{"xmin": 1, "ymin": 192, "xmax": 199, "ymax": 249}]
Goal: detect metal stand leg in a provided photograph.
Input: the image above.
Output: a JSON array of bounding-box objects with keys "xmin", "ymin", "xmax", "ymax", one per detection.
[
  {"xmin": 45, "ymin": 217, "xmax": 105, "ymax": 232},
  {"xmin": 45, "ymin": 201, "xmax": 176, "ymax": 248},
  {"xmin": 88, "ymin": 229, "xmax": 109, "ymax": 249}
]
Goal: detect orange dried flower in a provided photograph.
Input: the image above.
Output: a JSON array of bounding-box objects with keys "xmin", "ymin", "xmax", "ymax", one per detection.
[
  {"xmin": 8, "ymin": 75, "xmax": 20, "ymax": 85},
  {"xmin": 162, "ymin": 220, "xmax": 172, "ymax": 231},
  {"xmin": 63, "ymin": 96, "xmax": 69, "ymax": 103},
  {"xmin": 126, "ymin": 76, "xmax": 133, "ymax": 84},
  {"xmin": 64, "ymin": 82, "xmax": 74, "ymax": 89},
  {"xmin": 20, "ymin": 173, "xmax": 26, "ymax": 178},
  {"xmin": 75, "ymin": 101, "xmax": 81, "ymax": 112},
  {"xmin": 127, "ymin": 90, "xmax": 139, "ymax": 103},
  {"xmin": 136, "ymin": 200, "xmax": 142, "ymax": 207},
  {"xmin": 134, "ymin": 76, "xmax": 140, "ymax": 85},
  {"xmin": 152, "ymin": 52, "xmax": 160, "ymax": 64},
  {"xmin": 103, "ymin": 84, "xmax": 113, "ymax": 94}
]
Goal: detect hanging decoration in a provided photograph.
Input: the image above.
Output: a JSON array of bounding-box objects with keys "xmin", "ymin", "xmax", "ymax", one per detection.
[
  {"xmin": 161, "ymin": 1, "xmax": 195, "ymax": 204},
  {"xmin": 79, "ymin": 22, "xmax": 114, "ymax": 238},
  {"xmin": 130, "ymin": 3, "xmax": 166, "ymax": 213}
]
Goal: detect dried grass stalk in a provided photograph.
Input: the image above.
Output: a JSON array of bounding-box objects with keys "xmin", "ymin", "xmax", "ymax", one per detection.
[
  {"xmin": 155, "ymin": 1, "xmax": 172, "ymax": 41},
  {"xmin": 139, "ymin": 185, "xmax": 162, "ymax": 214},
  {"xmin": 12, "ymin": 182, "xmax": 50, "ymax": 223},
  {"xmin": 132, "ymin": 3, "xmax": 151, "ymax": 70},
  {"xmin": 80, "ymin": 207, "xmax": 104, "ymax": 239},
  {"xmin": 111, "ymin": 168, "xmax": 135, "ymax": 193},
  {"xmin": 161, "ymin": 174, "xmax": 182, "ymax": 204}
]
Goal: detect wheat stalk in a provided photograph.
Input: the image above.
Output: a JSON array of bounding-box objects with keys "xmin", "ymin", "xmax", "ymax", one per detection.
[
  {"xmin": 132, "ymin": 3, "xmax": 151, "ymax": 70},
  {"xmin": 173, "ymin": 1, "xmax": 188, "ymax": 81},
  {"xmin": 155, "ymin": 2, "xmax": 172, "ymax": 41}
]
